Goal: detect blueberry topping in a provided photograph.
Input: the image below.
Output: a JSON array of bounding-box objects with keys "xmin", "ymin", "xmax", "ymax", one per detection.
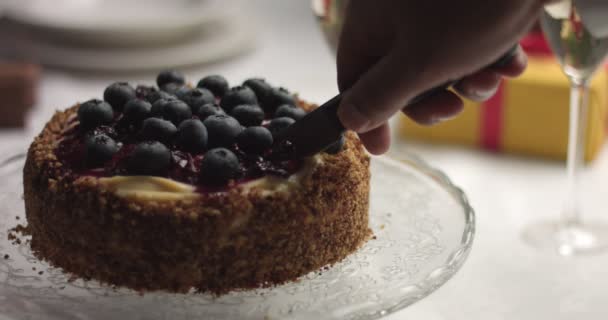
[
  {"xmin": 78, "ymin": 99, "xmax": 114, "ymax": 130},
  {"xmin": 237, "ymin": 126, "xmax": 273, "ymax": 154},
  {"xmin": 274, "ymin": 104, "xmax": 306, "ymax": 120},
  {"xmin": 156, "ymin": 70, "xmax": 185, "ymax": 88},
  {"xmin": 176, "ymin": 87, "xmax": 215, "ymax": 112},
  {"xmin": 264, "ymin": 87, "xmax": 296, "ymax": 114},
  {"xmin": 122, "ymin": 99, "xmax": 152, "ymax": 124},
  {"xmin": 220, "ymin": 86, "xmax": 258, "ymax": 112},
  {"xmin": 200, "ymin": 148, "xmax": 241, "ymax": 186},
  {"xmin": 161, "ymin": 100, "xmax": 192, "ymax": 126},
  {"xmin": 324, "ymin": 134, "xmax": 345, "ymax": 154},
  {"xmin": 243, "ymin": 78, "xmax": 272, "ymax": 103},
  {"xmin": 146, "ymin": 90, "xmax": 175, "ymax": 104},
  {"xmin": 128, "ymin": 141, "xmax": 171, "ymax": 175},
  {"xmin": 196, "ymin": 103, "xmax": 225, "ymax": 121},
  {"xmin": 197, "ymin": 75, "xmax": 229, "ymax": 97},
  {"xmin": 203, "ymin": 114, "xmax": 243, "ymax": 148},
  {"xmin": 175, "ymin": 119, "xmax": 208, "ymax": 153},
  {"xmin": 266, "ymin": 117, "xmax": 295, "ymax": 139},
  {"xmin": 84, "ymin": 134, "xmax": 119, "ymax": 167},
  {"xmin": 230, "ymin": 104, "xmax": 264, "ymax": 127},
  {"xmin": 140, "ymin": 118, "xmax": 177, "ymax": 143},
  {"xmin": 160, "ymin": 82, "xmax": 184, "ymax": 95},
  {"xmin": 59, "ymin": 75, "xmax": 314, "ymax": 190},
  {"xmin": 103, "ymin": 82, "xmax": 136, "ymax": 111}
]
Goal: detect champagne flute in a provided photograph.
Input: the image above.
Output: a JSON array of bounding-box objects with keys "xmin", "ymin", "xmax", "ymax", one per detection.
[
  {"xmin": 311, "ymin": 0, "xmax": 348, "ymax": 53},
  {"xmin": 524, "ymin": 0, "xmax": 608, "ymax": 255}
]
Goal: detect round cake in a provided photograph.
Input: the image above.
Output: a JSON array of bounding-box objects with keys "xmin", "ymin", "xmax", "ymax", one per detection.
[{"xmin": 23, "ymin": 72, "xmax": 370, "ymax": 294}]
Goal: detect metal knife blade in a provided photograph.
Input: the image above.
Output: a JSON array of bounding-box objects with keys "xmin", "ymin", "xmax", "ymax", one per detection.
[{"xmin": 276, "ymin": 94, "xmax": 345, "ymax": 158}]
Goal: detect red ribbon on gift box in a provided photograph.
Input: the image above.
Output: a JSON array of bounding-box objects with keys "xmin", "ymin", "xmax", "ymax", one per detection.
[
  {"xmin": 480, "ymin": 32, "xmax": 552, "ymax": 151},
  {"xmin": 520, "ymin": 31, "xmax": 553, "ymax": 56}
]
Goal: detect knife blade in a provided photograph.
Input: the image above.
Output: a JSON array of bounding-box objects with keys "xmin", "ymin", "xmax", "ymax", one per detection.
[
  {"xmin": 275, "ymin": 94, "xmax": 345, "ymax": 158},
  {"xmin": 278, "ymin": 45, "xmax": 519, "ymax": 158}
]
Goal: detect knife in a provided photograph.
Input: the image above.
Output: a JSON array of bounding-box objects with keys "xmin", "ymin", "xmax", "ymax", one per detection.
[{"xmin": 278, "ymin": 45, "xmax": 519, "ymax": 158}]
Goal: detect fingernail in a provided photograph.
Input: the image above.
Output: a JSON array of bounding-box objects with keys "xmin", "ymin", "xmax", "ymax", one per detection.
[
  {"xmin": 426, "ymin": 112, "xmax": 458, "ymax": 126},
  {"xmin": 472, "ymin": 84, "xmax": 499, "ymax": 101},
  {"xmin": 337, "ymin": 103, "xmax": 371, "ymax": 133}
]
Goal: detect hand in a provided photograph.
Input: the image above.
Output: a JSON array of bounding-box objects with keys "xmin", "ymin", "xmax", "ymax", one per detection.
[{"xmin": 336, "ymin": 0, "xmax": 547, "ymax": 154}]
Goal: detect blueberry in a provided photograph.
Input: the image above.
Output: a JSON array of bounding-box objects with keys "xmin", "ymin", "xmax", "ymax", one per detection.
[
  {"xmin": 200, "ymin": 148, "xmax": 241, "ymax": 186},
  {"xmin": 274, "ymin": 104, "xmax": 306, "ymax": 120},
  {"xmin": 237, "ymin": 126, "xmax": 273, "ymax": 154},
  {"xmin": 176, "ymin": 119, "xmax": 208, "ymax": 153},
  {"xmin": 196, "ymin": 103, "xmax": 225, "ymax": 121},
  {"xmin": 84, "ymin": 134, "xmax": 119, "ymax": 168},
  {"xmin": 103, "ymin": 82, "xmax": 136, "ymax": 112},
  {"xmin": 197, "ymin": 75, "xmax": 229, "ymax": 97},
  {"xmin": 156, "ymin": 70, "xmax": 185, "ymax": 88},
  {"xmin": 146, "ymin": 90, "xmax": 175, "ymax": 104},
  {"xmin": 230, "ymin": 104, "xmax": 264, "ymax": 127},
  {"xmin": 243, "ymin": 78, "xmax": 272, "ymax": 103},
  {"xmin": 203, "ymin": 114, "xmax": 243, "ymax": 148},
  {"xmin": 324, "ymin": 134, "xmax": 345, "ymax": 154},
  {"xmin": 150, "ymin": 98, "xmax": 173, "ymax": 117},
  {"xmin": 162, "ymin": 100, "xmax": 192, "ymax": 126},
  {"xmin": 122, "ymin": 99, "xmax": 152, "ymax": 124},
  {"xmin": 264, "ymin": 87, "xmax": 296, "ymax": 115},
  {"xmin": 176, "ymin": 87, "xmax": 215, "ymax": 112},
  {"xmin": 78, "ymin": 99, "xmax": 114, "ymax": 130},
  {"xmin": 140, "ymin": 118, "xmax": 177, "ymax": 144},
  {"xmin": 266, "ymin": 117, "xmax": 295, "ymax": 139},
  {"xmin": 128, "ymin": 141, "xmax": 171, "ymax": 176},
  {"xmin": 220, "ymin": 86, "xmax": 258, "ymax": 113}
]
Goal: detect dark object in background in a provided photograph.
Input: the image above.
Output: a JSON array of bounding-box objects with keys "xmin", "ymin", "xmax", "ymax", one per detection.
[{"xmin": 0, "ymin": 62, "xmax": 39, "ymax": 127}]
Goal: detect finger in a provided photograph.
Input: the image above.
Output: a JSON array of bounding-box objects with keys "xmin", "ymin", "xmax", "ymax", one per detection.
[
  {"xmin": 337, "ymin": 49, "xmax": 430, "ymax": 133},
  {"xmin": 403, "ymin": 90, "xmax": 464, "ymax": 125},
  {"xmin": 453, "ymin": 70, "xmax": 502, "ymax": 102},
  {"xmin": 490, "ymin": 45, "xmax": 528, "ymax": 78},
  {"xmin": 336, "ymin": 1, "xmax": 392, "ymax": 92},
  {"xmin": 357, "ymin": 122, "xmax": 391, "ymax": 155}
]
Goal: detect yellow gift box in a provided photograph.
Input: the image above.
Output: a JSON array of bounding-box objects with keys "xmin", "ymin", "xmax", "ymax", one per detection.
[{"xmin": 399, "ymin": 56, "xmax": 608, "ymax": 161}]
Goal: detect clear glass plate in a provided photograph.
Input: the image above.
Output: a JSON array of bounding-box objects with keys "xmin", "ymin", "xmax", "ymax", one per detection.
[{"xmin": 0, "ymin": 153, "xmax": 474, "ymax": 320}]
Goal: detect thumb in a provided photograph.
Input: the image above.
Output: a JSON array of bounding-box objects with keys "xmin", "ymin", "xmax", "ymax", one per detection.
[{"xmin": 337, "ymin": 49, "xmax": 435, "ymax": 133}]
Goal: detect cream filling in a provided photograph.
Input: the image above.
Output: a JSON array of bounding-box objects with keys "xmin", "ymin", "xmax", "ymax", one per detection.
[{"xmin": 96, "ymin": 155, "xmax": 323, "ymax": 200}]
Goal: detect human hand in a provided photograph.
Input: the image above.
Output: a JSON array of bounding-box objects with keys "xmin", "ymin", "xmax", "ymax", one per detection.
[{"xmin": 336, "ymin": 0, "xmax": 548, "ymax": 154}]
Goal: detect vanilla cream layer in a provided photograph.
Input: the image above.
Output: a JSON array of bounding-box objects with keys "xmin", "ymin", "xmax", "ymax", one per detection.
[{"xmin": 96, "ymin": 156, "xmax": 322, "ymax": 200}]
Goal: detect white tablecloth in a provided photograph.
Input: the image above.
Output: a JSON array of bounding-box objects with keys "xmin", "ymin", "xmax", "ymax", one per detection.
[{"xmin": 2, "ymin": 1, "xmax": 608, "ymax": 319}]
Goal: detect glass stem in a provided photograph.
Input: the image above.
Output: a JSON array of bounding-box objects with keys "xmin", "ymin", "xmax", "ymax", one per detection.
[{"xmin": 562, "ymin": 78, "xmax": 590, "ymax": 227}]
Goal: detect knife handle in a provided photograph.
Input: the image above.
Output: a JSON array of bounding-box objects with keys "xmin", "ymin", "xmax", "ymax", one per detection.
[{"xmin": 407, "ymin": 45, "xmax": 518, "ymax": 106}]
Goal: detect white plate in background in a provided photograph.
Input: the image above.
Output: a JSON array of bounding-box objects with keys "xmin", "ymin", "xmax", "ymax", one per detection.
[
  {"xmin": 4, "ymin": 0, "xmax": 225, "ymax": 47},
  {"xmin": 9, "ymin": 17, "xmax": 255, "ymax": 72}
]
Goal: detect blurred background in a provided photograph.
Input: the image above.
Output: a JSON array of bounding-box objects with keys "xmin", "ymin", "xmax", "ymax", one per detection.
[{"xmin": 1, "ymin": 0, "xmax": 608, "ymax": 319}]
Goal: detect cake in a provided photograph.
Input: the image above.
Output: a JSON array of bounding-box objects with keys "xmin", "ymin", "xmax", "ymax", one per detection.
[{"xmin": 23, "ymin": 71, "xmax": 370, "ymax": 294}]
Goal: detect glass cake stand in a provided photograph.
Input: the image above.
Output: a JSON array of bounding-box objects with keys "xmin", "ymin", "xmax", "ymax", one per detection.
[{"xmin": 0, "ymin": 152, "xmax": 475, "ymax": 320}]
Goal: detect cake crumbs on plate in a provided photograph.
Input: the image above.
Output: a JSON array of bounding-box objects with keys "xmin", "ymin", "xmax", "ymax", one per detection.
[{"xmin": 8, "ymin": 224, "xmax": 30, "ymax": 246}]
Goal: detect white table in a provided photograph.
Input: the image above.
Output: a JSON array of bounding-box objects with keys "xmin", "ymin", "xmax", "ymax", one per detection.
[{"xmin": 2, "ymin": 1, "xmax": 608, "ymax": 319}]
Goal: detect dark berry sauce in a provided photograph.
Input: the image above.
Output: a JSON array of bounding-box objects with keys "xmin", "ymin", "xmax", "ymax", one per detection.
[{"xmin": 55, "ymin": 117, "xmax": 302, "ymax": 193}]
